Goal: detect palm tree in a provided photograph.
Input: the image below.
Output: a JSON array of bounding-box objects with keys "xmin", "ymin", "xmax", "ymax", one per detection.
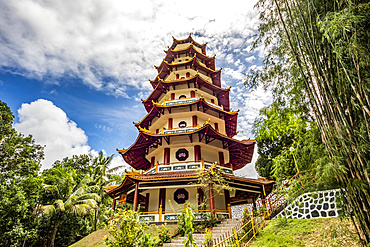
[
  {"xmin": 90, "ymin": 151, "xmax": 125, "ymax": 231},
  {"xmin": 37, "ymin": 167, "xmax": 100, "ymax": 247}
]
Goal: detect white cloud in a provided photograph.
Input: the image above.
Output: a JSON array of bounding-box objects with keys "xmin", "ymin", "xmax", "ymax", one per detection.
[
  {"xmin": 0, "ymin": 0, "xmax": 260, "ymax": 96},
  {"xmin": 234, "ymin": 148, "xmax": 259, "ymax": 178},
  {"xmin": 14, "ymin": 99, "xmax": 93, "ymax": 169}
]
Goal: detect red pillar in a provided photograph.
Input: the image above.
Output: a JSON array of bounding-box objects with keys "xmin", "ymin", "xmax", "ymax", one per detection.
[
  {"xmin": 133, "ymin": 181, "xmax": 139, "ymax": 211},
  {"xmin": 224, "ymin": 189, "xmax": 231, "ymax": 208},
  {"xmin": 171, "ymin": 93, "xmax": 175, "ymax": 100},
  {"xmin": 192, "ymin": 116, "xmax": 198, "ymax": 127},
  {"xmin": 190, "ymin": 91, "xmax": 195, "ymax": 98},
  {"xmin": 198, "ymin": 187, "xmax": 204, "ymax": 209},
  {"xmin": 168, "ymin": 118, "xmax": 173, "ymax": 129},
  {"xmin": 110, "ymin": 197, "xmax": 116, "ymax": 220},
  {"xmin": 194, "ymin": 145, "xmax": 201, "ymax": 161},
  {"xmin": 209, "ymin": 183, "xmax": 215, "ymax": 215},
  {"xmin": 164, "ymin": 148, "xmax": 170, "ymax": 164},
  {"xmin": 218, "ymin": 152, "xmax": 224, "ymax": 166},
  {"xmin": 151, "ymin": 157, "xmax": 155, "ymax": 168},
  {"xmin": 159, "ymin": 188, "xmax": 166, "ymax": 211}
]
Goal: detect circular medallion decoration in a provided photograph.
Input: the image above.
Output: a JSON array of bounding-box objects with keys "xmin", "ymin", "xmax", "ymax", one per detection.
[
  {"xmin": 179, "ymin": 95, "xmax": 186, "ymax": 99},
  {"xmin": 174, "ymin": 188, "xmax": 189, "ymax": 204},
  {"xmin": 176, "ymin": 148, "xmax": 189, "ymax": 161},
  {"xmin": 178, "ymin": 121, "xmax": 187, "ymax": 128}
]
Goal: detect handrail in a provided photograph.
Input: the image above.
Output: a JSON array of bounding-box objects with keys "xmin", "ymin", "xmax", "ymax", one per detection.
[{"xmin": 214, "ymin": 171, "xmax": 316, "ymax": 246}]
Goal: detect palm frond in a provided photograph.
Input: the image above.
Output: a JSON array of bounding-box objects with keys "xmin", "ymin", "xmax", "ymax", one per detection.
[{"xmin": 41, "ymin": 205, "xmax": 56, "ymax": 215}]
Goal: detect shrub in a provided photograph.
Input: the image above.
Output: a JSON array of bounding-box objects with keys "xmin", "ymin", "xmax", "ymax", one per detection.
[
  {"xmin": 204, "ymin": 228, "xmax": 213, "ymax": 247},
  {"xmin": 104, "ymin": 208, "xmax": 157, "ymax": 247},
  {"xmin": 158, "ymin": 223, "xmax": 171, "ymax": 244}
]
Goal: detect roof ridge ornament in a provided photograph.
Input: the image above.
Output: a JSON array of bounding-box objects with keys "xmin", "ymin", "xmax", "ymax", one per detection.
[{"xmin": 138, "ymin": 126, "xmax": 151, "ymax": 133}]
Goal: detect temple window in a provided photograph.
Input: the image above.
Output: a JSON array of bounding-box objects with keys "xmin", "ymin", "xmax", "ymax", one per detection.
[
  {"xmin": 178, "ymin": 121, "xmax": 187, "ymax": 128},
  {"xmin": 179, "ymin": 95, "xmax": 186, "ymax": 99},
  {"xmin": 176, "ymin": 74, "xmax": 179, "ymax": 79},
  {"xmin": 186, "ymin": 72, "xmax": 190, "ymax": 78}
]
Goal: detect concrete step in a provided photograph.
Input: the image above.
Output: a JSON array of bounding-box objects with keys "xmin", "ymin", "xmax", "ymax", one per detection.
[{"xmin": 165, "ymin": 218, "xmax": 242, "ymax": 246}]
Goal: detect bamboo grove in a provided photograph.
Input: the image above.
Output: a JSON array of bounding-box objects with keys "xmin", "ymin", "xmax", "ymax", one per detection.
[{"xmin": 249, "ymin": 0, "xmax": 370, "ymax": 245}]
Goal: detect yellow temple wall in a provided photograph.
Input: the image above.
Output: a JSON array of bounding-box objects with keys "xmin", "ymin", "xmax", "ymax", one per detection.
[
  {"xmin": 214, "ymin": 193, "xmax": 227, "ymax": 210},
  {"xmin": 165, "ymin": 187, "xmax": 198, "ymax": 211},
  {"xmin": 159, "ymin": 88, "xmax": 219, "ymax": 106},
  {"xmin": 149, "ymin": 112, "xmax": 226, "ymax": 136},
  {"xmin": 146, "ymin": 189, "xmax": 160, "ymax": 213},
  {"xmin": 147, "ymin": 142, "xmax": 230, "ymax": 165},
  {"xmin": 165, "ymin": 69, "xmax": 213, "ymax": 84}
]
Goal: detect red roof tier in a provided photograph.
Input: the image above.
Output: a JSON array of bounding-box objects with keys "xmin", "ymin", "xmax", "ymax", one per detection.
[
  {"xmin": 135, "ymin": 98, "xmax": 238, "ymax": 137},
  {"xmin": 170, "ymin": 35, "xmax": 206, "ymax": 54},
  {"xmin": 118, "ymin": 124, "xmax": 255, "ymax": 171},
  {"xmin": 154, "ymin": 56, "xmax": 220, "ymax": 86},
  {"xmin": 163, "ymin": 44, "xmax": 215, "ymax": 72},
  {"xmin": 144, "ymin": 74, "xmax": 229, "ymax": 112},
  {"xmin": 105, "ymin": 169, "xmax": 274, "ymax": 199}
]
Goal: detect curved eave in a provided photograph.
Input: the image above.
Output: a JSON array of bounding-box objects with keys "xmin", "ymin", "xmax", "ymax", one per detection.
[
  {"xmin": 145, "ymin": 74, "xmax": 230, "ymax": 112},
  {"xmin": 119, "ymin": 124, "xmax": 255, "ymax": 171},
  {"xmin": 155, "ymin": 56, "xmax": 219, "ymax": 78},
  {"xmin": 105, "ymin": 168, "xmax": 274, "ymax": 198},
  {"xmin": 137, "ymin": 99, "xmax": 238, "ymax": 137},
  {"xmin": 170, "ymin": 35, "xmax": 206, "ymax": 53},
  {"xmin": 164, "ymin": 45, "xmax": 215, "ymax": 71}
]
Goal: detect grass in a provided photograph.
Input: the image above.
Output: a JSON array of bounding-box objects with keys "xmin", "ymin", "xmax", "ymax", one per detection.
[
  {"xmin": 69, "ymin": 229, "xmax": 108, "ymax": 247},
  {"xmin": 249, "ymin": 217, "xmax": 361, "ymax": 247},
  {"xmin": 69, "ymin": 223, "xmax": 178, "ymax": 247}
]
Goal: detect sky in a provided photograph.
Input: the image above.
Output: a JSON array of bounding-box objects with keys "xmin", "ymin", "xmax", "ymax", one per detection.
[{"xmin": 0, "ymin": 0, "xmax": 272, "ymax": 177}]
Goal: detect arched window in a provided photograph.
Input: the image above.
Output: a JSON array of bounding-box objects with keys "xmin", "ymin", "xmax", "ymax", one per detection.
[
  {"xmin": 186, "ymin": 72, "xmax": 190, "ymax": 78},
  {"xmin": 176, "ymin": 74, "xmax": 179, "ymax": 80},
  {"xmin": 179, "ymin": 95, "xmax": 186, "ymax": 99}
]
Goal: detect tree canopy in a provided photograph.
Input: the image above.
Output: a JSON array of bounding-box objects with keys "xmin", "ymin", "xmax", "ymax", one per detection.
[{"xmin": 248, "ymin": 0, "xmax": 370, "ymax": 244}]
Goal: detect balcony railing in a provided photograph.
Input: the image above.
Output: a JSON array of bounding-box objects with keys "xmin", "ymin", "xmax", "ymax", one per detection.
[
  {"xmin": 159, "ymin": 96, "xmax": 224, "ymax": 110},
  {"xmin": 144, "ymin": 159, "xmax": 233, "ymax": 175},
  {"xmin": 161, "ymin": 126, "xmax": 199, "ymax": 135},
  {"xmin": 139, "ymin": 209, "xmax": 230, "ymax": 222}
]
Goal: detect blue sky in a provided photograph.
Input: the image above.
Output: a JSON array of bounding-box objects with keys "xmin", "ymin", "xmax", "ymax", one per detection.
[{"xmin": 0, "ymin": 0, "xmax": 272, "ymax": 177}]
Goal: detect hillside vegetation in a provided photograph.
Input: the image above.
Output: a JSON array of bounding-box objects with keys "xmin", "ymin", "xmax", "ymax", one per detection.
[{"xmin": 251, "ymin": 217, "xmax": 360, "ymax": 247}]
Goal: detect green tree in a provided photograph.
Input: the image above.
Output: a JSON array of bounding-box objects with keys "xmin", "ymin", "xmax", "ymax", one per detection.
[
  {"xmin": 248, "ymin": 0, "xmax": 370, "ymax": 244},
  {"xmin": 0, "ymin": 100, "xmax": 44, "ymax": 247},
  {"xmin": 37, "ymin": 167, "xmax": 100, "ymax": 247},
  {"xmin": 253, "ymin": 101, "xmax": 327, "ymax": 181}
]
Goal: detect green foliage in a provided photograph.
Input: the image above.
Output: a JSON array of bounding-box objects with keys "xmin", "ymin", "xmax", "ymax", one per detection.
[
  {"xmin": 0, "ymin": 101, "xmax": 44, "ymax": 247},
  {"xmin": 253, "ymin": 101, "xmax": 327, "ymax": 181},
  {"xmin": 248, "ymin": 0, "xmax": 370, "ymax": 243},
  {"xmin": 177, "ymin": 205, "xmax": 197, "ymax": 247},
  {"xmin": 204, "ymin": 228, "xmax": 213, "ymax": 247},
  {"xmin": 104, "ymin": 208, "xmax": 156, "ymax": 247},
  {"xmin": 38, "ymin": 167, "xmax": 100, "ymax": 247},
  {"xmin": 158, "ymin": 223, "xmax": 171, "ymax": 244}
]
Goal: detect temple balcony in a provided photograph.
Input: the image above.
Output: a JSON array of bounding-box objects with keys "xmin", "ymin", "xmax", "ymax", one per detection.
[
  {"xmin": 139, "ymin": 209, "xmax": 230, "ymax": 222},
  {"xmin": 160, "ymin": 97, "xmax": 223, "ymax": 110},
  {"xmin": 144, "ymin": 159, "xmax": 233, "ymax": 175}
]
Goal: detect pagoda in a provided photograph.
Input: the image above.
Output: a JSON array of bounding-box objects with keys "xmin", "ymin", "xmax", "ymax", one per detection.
[{"xmin": 105, "ymin": 35, "xmax": 274, "ymax": 222}]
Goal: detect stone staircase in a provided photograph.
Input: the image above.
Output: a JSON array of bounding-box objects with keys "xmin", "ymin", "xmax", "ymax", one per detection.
[{"xmin": 163, "ymin": 218, "xmax": 242, "ymax": 247}]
